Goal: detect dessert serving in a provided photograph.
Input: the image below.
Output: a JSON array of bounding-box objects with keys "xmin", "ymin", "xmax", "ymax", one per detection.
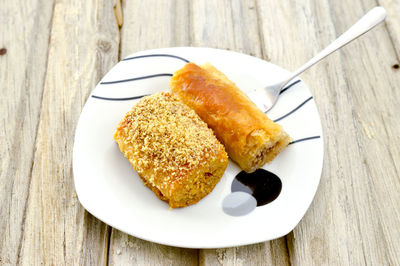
[
  {"xmin": 73, "ymin": 47, "xmax": 324, "ymax": 247},
  {"xmin": 114, "ymin": 92, "xmax": 228, "ymax": 208},
  {"xmin": 170, "ymin": 63, "xmax": 291, "ymax": 173}
]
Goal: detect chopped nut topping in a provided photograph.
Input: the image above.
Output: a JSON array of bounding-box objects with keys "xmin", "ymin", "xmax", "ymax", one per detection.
[{"xmin": 114, "ymin": 92, "xmax": 227, "ymax": 190}]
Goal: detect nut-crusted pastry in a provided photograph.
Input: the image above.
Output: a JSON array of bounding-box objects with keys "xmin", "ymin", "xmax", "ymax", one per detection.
[
  {"xmin": 114, "ymin": 92, "xmax": 228, "ymax": 208},
  {"xmin": 169, "ymin": 63, "xmax": 291, "ymax": 173}
]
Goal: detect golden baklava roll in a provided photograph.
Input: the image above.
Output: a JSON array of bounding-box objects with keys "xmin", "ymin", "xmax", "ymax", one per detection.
[
  {"xmin": 169, "ymin": 63, "xmax": 291, "ymax": 173},
  {"xmin": 114, "ymin": 92, "xmax": 228, "ymax": 208}
]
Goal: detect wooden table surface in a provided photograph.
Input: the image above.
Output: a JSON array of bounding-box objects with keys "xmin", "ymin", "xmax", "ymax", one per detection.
[{"xmin": 1, "ymin": 0, "xmax": 400, "ymax": 265}]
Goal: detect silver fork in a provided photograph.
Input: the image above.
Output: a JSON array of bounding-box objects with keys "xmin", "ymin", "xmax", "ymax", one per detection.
[{"xmin": 249, "ymin": 6, "xmax": 386, "ymax": 113}]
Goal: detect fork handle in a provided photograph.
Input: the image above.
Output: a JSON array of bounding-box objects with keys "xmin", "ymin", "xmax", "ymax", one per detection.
[{"xmin": 280, "ymin": 6, "xmax": 386, "ymax": 90}]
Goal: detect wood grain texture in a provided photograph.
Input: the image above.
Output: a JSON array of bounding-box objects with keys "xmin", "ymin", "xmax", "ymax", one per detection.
[
  {"xmin": 200, "ymin": 239, "xmax": 290, "ymax": 266},
  {"xmin": 257, "ymin": 0, "xmax": 400, "ymax": 265},
  {"xmin": 191, "ymin": 1, "xmax": 289, "ymax": 265},
  {"xmin": 1, "ymin": 0, "xmax": 400, "ymax": 265},
  {"xmin": 107, "ymin": 1, "xmax": 197, "ymax": 265},
  {"xmin": 378, "ymin": 0, "xmax": 400, "ymax": 59},
  {"xmin": 119, "ymin": 0, "xmax": 190, "ymax": 59},
  {"xmin": 108, "ymin": 229, "xmax": 198, "ymax": 266},
  {"xmin": 14, "ymin": 0, "xmax": 119, "ymax": 265},
  {"xmin": 0, "ymin": 0, "xmax": 55, "ymax": 265},
  {"xmin": 324, "ymin": 1, "xmax": 400, "ymax": 264},
  {"xmin": 108, "ymin": 0, "xmax": 291, "ymax": 265},
  {"xmin": 191, "ymin": 0, "xmax": 263, "ymax": 57},
  {"xmin": 256, "ymin": 2, "xmax": 357, "ymax": 264},
  {"xmin": 191, "ymin": 0, "xmax": 291, "ymax": 265}
]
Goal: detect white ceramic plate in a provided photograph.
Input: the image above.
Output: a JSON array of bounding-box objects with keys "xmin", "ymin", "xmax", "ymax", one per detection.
[{"xmin": 73, "ymin": 47, "xmax": 324, "ymax": 248}]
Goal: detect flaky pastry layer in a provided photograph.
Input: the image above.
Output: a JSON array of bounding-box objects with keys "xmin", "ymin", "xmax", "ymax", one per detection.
[{"xmin": 169, "ymin": 63, "xmax": 291, "ymax": 173}]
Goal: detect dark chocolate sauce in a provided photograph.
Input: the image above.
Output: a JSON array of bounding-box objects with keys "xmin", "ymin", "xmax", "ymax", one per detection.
[
  {"xmin": 232, "ymin": 169, "xmax": 282, "ymax": 206},
  {"xmin": 0, "ymin": 48, "xmax": 6, "ymax": 56}
]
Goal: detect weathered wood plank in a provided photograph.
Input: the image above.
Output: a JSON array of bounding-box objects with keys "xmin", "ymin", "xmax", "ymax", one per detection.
[
  {"xmin": 257, "ymin": 0, "xmax": 400, "ymax": 265},
  {"xmin": 190, "ymin": 0, "xmax": 263, "ymax": 58},
  {"xmin": 324, "ymin": 1, "xmax": 400, "ymax": 264},
  {"xmin": 256, "ymin": 1, "xmax": 363, "ymax": 263},
  {"xmin": 119, "ymin": 0, "xmax": 190, "ymax": 59},
  {"xmin": 109, "ymin": 229, "xmax": 198, "ymax": 266},
  {"xmin": 191, "ymin": 0, "xmax": 291, "ymax": 265},
  {"xmin": 0, "ymin": 1, "xmax": 55, "ymax": 265},
  {"xmin": 200, "ymin": 239, "xmax": 290, "ymax": 266},
  {"xmin": 2, "ymin": 0, "xmax": 400, "ymax": 265},
  {"xmin": 108, "ymin": 1, "xmax": 198, "ymax": 265},
  {"xmin": 16, "ymin": 0, "xmax": 119, "ymax": 265},
  {"xmin": 378, "ymin": 0, "xmax": 400, "ymax": 59}
]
